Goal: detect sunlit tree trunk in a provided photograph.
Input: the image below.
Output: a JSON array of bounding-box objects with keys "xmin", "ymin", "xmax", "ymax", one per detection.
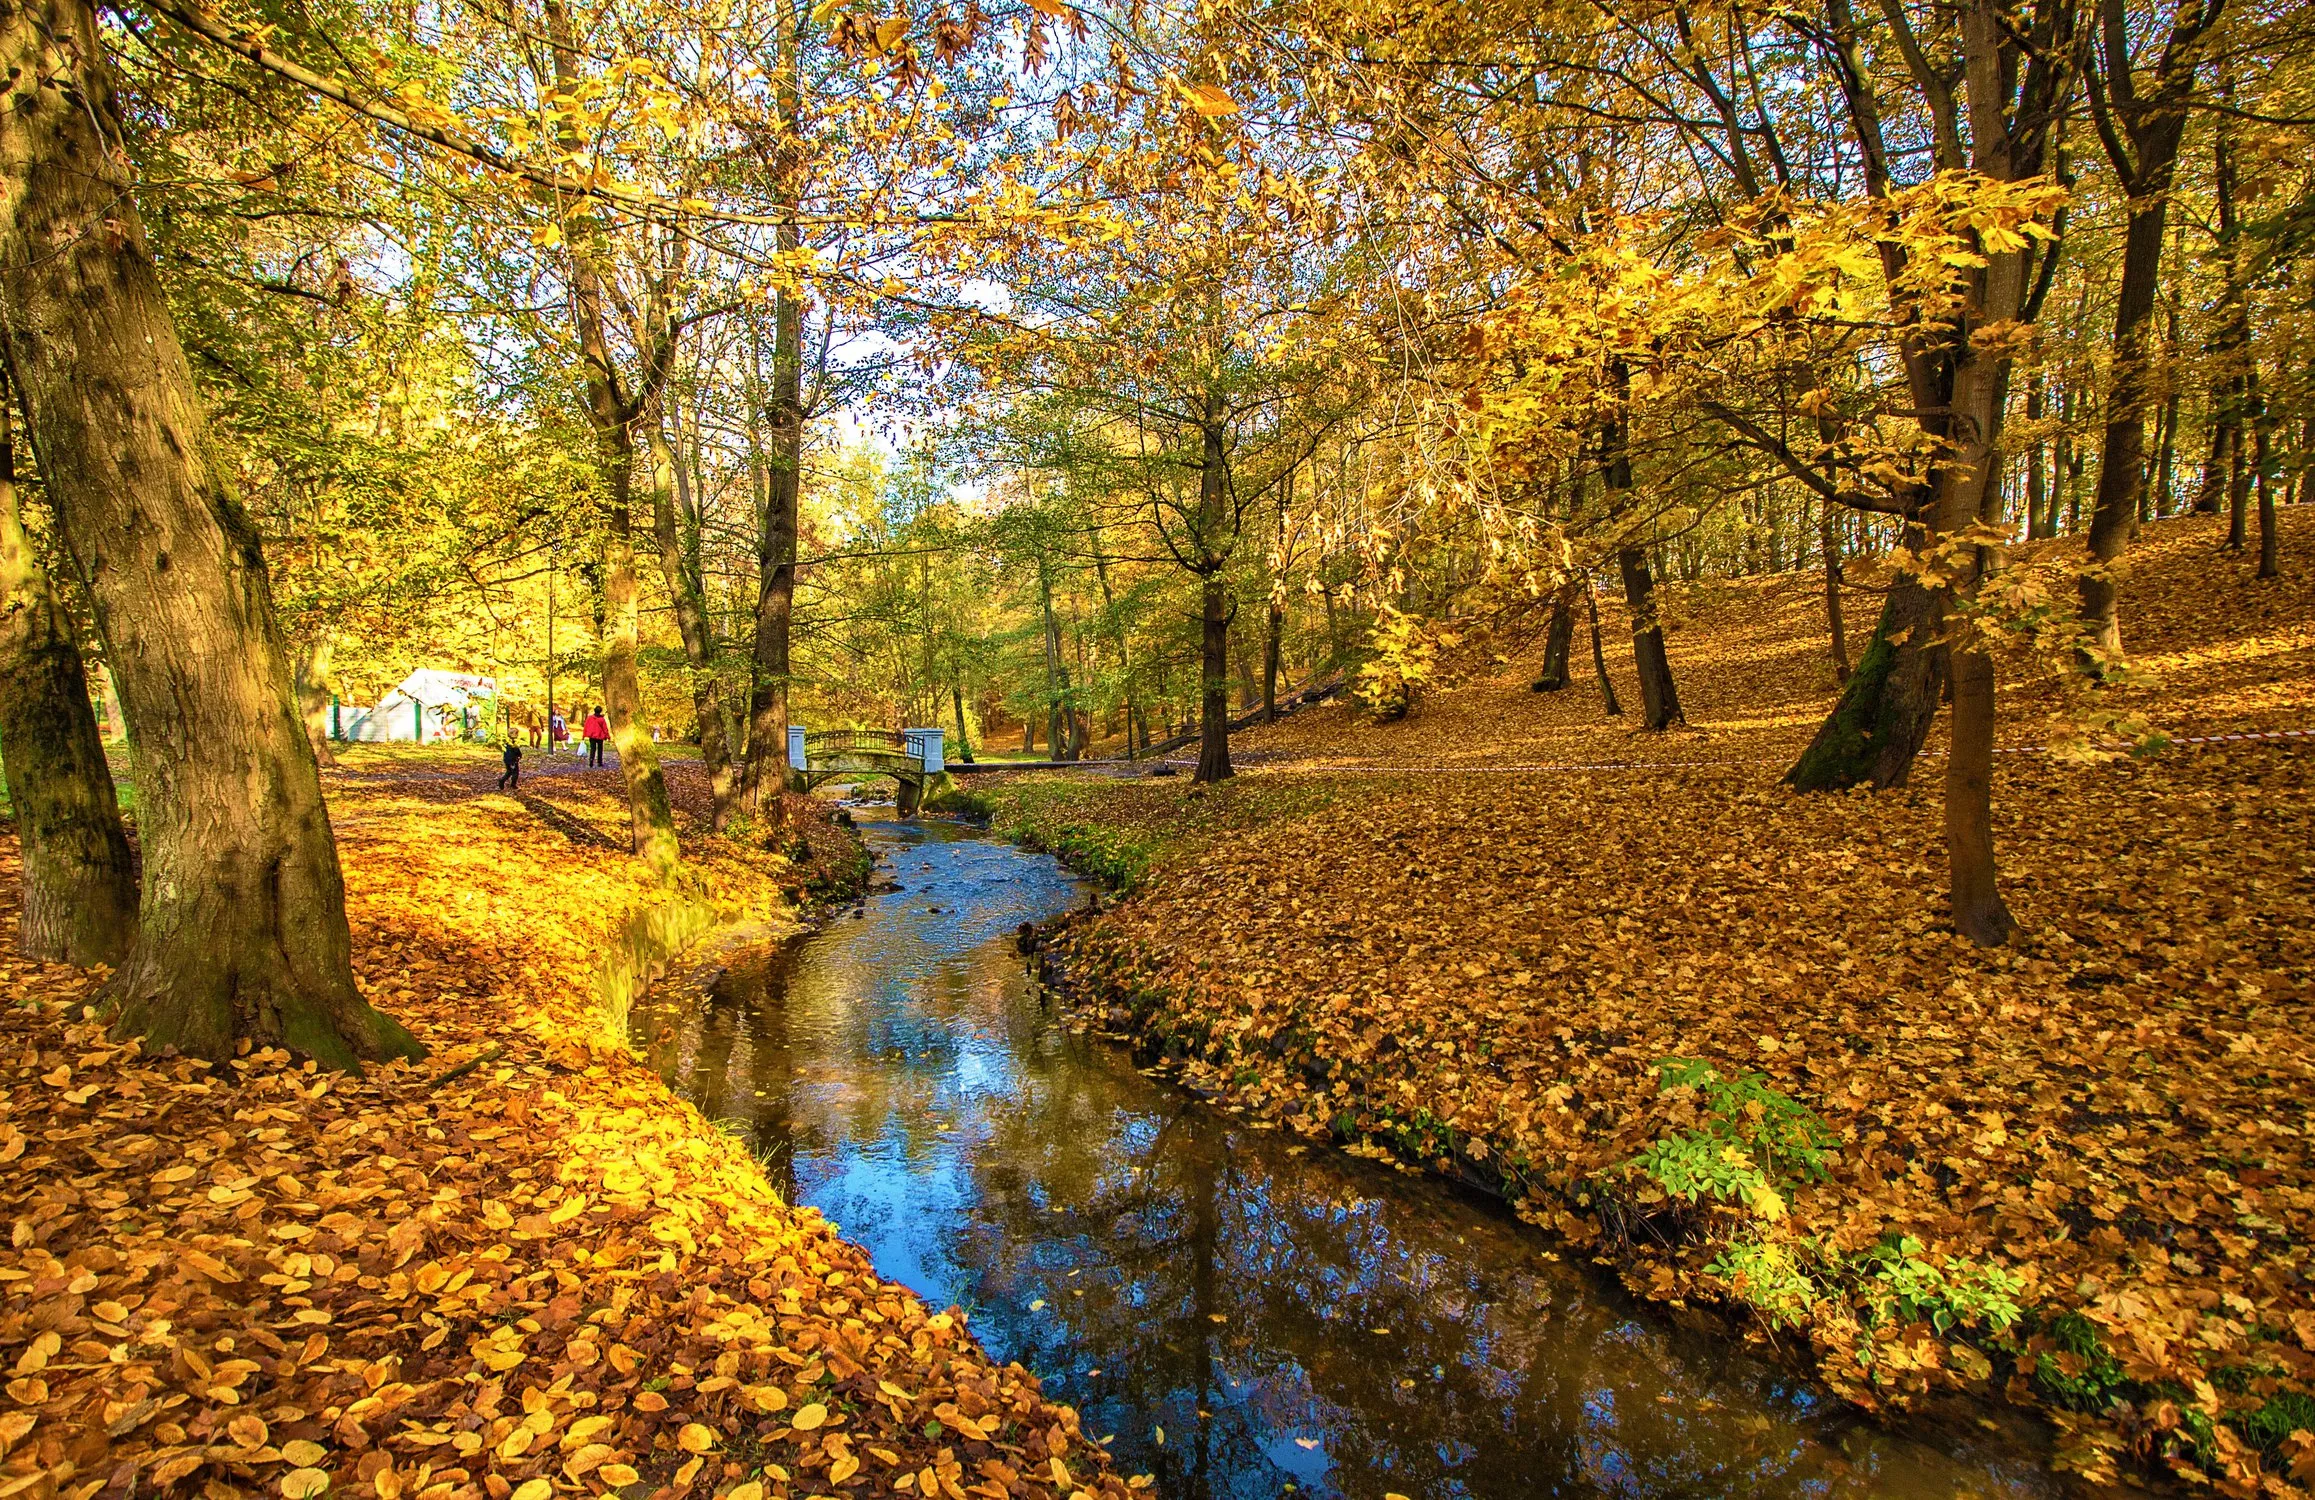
[
  {"xmin": 647, "ymin": 412, "xmax": 738, "ymax": 827},
  {"xmin": 545, "ymin": 0, "xmax": 677, "ymax": 872},
  {"xmin": 0, "ymin": 389, "xmax": 137, "ymax": 965},
  {"xmin": 294, "ymin": 636, "xmax": 336, "ymax": 768},
  {"xmin": 0, "ymin": 0, "xmax": 419, "ymax": 1063}
]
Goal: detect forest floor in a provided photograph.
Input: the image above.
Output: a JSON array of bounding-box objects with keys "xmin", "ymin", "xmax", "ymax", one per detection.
[
  {"xmin": 982, "ymin": 512, "xmax": 2315, "ymax": 1497},
  {"xmin": 1, "ymin": 755, "xmax": 1142, "ymax": 1500}
]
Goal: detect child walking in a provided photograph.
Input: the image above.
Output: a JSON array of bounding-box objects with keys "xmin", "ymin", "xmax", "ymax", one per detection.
[{"xmin": 498, "ymin": 739, "xmax": 523, "ymax": 791}]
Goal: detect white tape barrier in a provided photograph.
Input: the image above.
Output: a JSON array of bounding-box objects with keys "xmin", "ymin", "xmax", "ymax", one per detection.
[{"xmin": 1155, "ymin": 726, "xmax": 2313, "ymax": 776}]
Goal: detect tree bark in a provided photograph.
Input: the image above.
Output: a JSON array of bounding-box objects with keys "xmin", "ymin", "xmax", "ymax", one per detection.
[
  {"xmin": 2079, "ymin": 0, "xmax": 2219, "ymax": 664},
  {"xmin": 293, "ymin": 636, "xmax": 336, "ymax": 768},
  {"xmin": 741, "ymin": 292, "xmax": 802, "ymax": 816},
  {"xmin": 1601, "ymin": 368, "xmax": 1682, "ymax": 729},
  {"xmin": 1584, "ymin": 580, "xmax": 1621, "ymax": 718},
  {"xmin": 1820, "ymin": 505, "xmax": 1852, "ymax": 682},
  {"xmin": 647, "ymin": 413, "xmax": 738, "ymax": 827},
  {"xmin": 1532, "ymin": 585, "xmax": 1576, "ymax": 691},
  {"xmin": 545, "ymin": 0, "xmax": 678, "ymax": 872},
  {"xmin": 1194, "ymin": 410, "xmax": 1234, "ymax": 784},
  {"xmin": 0, "ymin": 388, "xmax": 138, "ymax": 965},
  {"xmin": 1262, "ymin": 593, "xmax": 1284, "ymax": 722},
  {"xmin": 0, "ymin": 0, "xmax": 420, "ymax": 1063}
]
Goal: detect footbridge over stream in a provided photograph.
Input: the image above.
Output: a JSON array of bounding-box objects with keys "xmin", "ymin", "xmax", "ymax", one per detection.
[{"xmin": 788, "ymin": 727, "xmax": 944, "ymax": 814}]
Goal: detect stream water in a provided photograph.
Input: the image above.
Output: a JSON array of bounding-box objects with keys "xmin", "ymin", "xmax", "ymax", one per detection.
[{"xmin": 632, "ymin": 816, "xmax": 2068, "ymax": 1500}]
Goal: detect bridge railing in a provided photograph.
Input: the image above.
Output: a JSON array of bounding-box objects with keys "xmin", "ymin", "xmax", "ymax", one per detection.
[{"xmin": 786, "ymin": 726, "xmax": 944, "ymax": 773}]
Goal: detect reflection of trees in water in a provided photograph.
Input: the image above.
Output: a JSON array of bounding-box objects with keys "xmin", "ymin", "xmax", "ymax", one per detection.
[
  {"xmin": 963, "ymin": 1047, "xmax": 1903, "ymax": 1500},
  {"xmin": 639, "ymin": 945, "xmax": 798, "ymax": 1203}
]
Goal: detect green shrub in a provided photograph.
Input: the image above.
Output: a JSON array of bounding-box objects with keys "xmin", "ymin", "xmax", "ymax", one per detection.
[
  {"xmin": 1710, "ymin": 1238, "xmax": 1820, "ymax": 1329},
  {"xmin": 1858, "ymin": 1237, "xmax": 2023, "ymax": 1335}
]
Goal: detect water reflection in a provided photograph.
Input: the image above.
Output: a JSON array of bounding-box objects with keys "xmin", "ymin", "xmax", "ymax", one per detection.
[{"xmin": 633, "ymin": 818, "xmax": 2064, "ymax": 1499}]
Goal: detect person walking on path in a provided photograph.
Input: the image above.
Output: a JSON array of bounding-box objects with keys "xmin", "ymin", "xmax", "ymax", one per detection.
[
  {"xmin": 498, "ymin": 739, "xmax": 523, "ymax": 791},
  {"xmin": 583, "ymin": 707, "xmax": 610, "ymax": 768},
  {"xmin": 549, "ymin": 710, "xmax": 567, "ymax": 756}
]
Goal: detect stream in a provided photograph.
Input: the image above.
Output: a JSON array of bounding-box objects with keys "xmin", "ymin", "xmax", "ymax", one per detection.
[{"xmin": 632, "ymin": 815, "xmax": 2068, "ymax": 1499}]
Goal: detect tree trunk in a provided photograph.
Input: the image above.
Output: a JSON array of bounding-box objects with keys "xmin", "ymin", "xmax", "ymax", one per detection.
[
  {"xmin": 1786, "ymin": 573, "xmax": 1947, "ymax": 790},
  {"xmin": 0, "ymin": 0, "xmax": 420, "ymax": 1063},
  {"xmin": 1036, "ymin": 551, "xmax": 1075, "ymax": 762},
  {"xmin": 1532, "ymin": 586, "xmax": 1576, "ymax": 691},
  {"xmin": 1617, "ymin": 548, "xmax": 1684, "ymax": 729},
  {"xmin": 1194, "ymin": 414, "xmax": 1234, "ymax": 784},
  {"xmin": 1820, "ymin": 505, "xmax": 1851, "ymax": 682},
  {"xmin": 1262, "ymin": 594, "xmax": 1284, "ymax": 722},
  {"xmin": 0, "ymin": 389, "xmax": 138, "ymax": 965},
  {"xmin": 2080, "ymin": 0, "xmax": 2210, "ymax": 666},
  {"xmin": 294, "ymin": 635, "xmax": 336, "ymax": 768},
  {"xmin": 1602, "ymin": 368, "xmax": 1682, "ymax": 729},
  {"xmin": 2025, "ymin": 369, "xmax": 2051, "ymax": 539},
  {"xmin": 545, "ymin": 0, "xmax": 677, "ymax": 871},
  {"xmin": 1584, "ymin": 581, "xmax": 1621, "ymax": 718},
  {"xmin": 741, "ymin": 290, "xmax": 802, "ymax": 816},
  {"xmin": 951, "ymin": 681, "xmax": 974, "ymax": 762},
  {"xmin": 2256, "ymin": 417, "xmax": 2279, "ymax": 580},
  {"xmin": 647, "ymin": 414, "xmax": 738, "ymax": 827}
]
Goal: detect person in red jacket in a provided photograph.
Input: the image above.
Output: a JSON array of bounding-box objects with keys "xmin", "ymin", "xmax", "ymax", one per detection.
[{"xmin": 582, "ymin": 706, "xmax": 610, "ymax": 768}]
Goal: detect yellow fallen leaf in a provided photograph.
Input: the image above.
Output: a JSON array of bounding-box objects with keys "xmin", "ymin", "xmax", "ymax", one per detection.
[
  {"xmin": 280, "ymin": 1469, "xmax": 330, "ymax": 1499},
  {"xmin": 791, "ymin": 1402, "xmax": 828, "ymax": 1431},
  {"xmin": 828, "ymin": 1454, "xmax": 859, "ymax": 1483},
  {"xmin": 280, "ymin": 1439, "xmax": 327, "ymax": 1467},
  {"xmin": 597, "ymin": 1464, "xmax": 639, "ymax": 1486},
  {"xmin": 510, "ymin": 1482, "xmax": 552, "ymax": 1500},
  {"xmin": 678, "ymin": 1422, "xmax": 715, "ymax": 1454}
]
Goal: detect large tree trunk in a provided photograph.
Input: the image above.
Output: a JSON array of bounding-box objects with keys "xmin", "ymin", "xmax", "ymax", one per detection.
[
  {"xmin": 1036, "ymin": 551, "xmax": 1076, "ymax": 761},
  {"xmin": 1261, "ymin": 594, "xmax": 1284, "ymax": 722},
  {"xmin": 647, "ymin": 414, "xmax": 738, "ymax": 827},
  {"xmin": 0, "ymin": 0, "xmax": 420, "ymax": 1064},
  {"xmin": 1786, "ymin": 574, "xmax": 1945, "ymax": 790},
  {"xmin": 740, "ymin": 300, "xmax": 801, "ymax": 816},
  {"xmin": 1617, "ymin": 547, "xmax": 1683, "ymax": 729},
  {"xmin": 0, "ymin": 390, "xmax": 138, "ymax": 966},
  {"xmin": 1532, "ymin": 586, "xmax": 1575, "ymax": 691},
  {"xmin": 1601, "ymin": 370, "xmax": 1682, "ymax": 729},
  {"xmin": 546, "ymin": 0, "xmax": 678, "ymax": 872}
]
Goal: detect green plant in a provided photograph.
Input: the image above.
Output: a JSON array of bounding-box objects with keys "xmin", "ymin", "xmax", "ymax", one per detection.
[
  {"xmin": 2242, "ymin": 1391, "xmax": 2315, "ymax": 1455},
  {"xmin": 1710, "ymin": 1238, "xmax": 1820, "ymax": 1329},
  {"xmin": 2034, "ymin": 1310, "xmax": 2131, "ymax": 1412},
  {"xmin": 1654, "ymin": 1057, "xmax": 1837, "ymax": 1181},
  {"xmin": 1623, "ymin": 1057, "xmax": 1836, "ymax": 1220},
  {"xmin": 1858, "ymin": 1237, "xmax": 2023, "ymax": 1335}
]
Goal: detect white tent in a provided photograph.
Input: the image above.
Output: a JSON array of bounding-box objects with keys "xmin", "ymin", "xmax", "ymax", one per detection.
[{"xmin": 340, "ymin": 669, "xmax": 498, "ymax": 743}]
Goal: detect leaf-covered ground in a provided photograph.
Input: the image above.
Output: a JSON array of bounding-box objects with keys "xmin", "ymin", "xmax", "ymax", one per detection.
[
  {"xmin": 986, "ymin": 513, "xmax": 2315, "ymax": 1496},
  {"xmin": 2, "ymin": 756, "xmax": 1142, "ymax": 1500}
]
